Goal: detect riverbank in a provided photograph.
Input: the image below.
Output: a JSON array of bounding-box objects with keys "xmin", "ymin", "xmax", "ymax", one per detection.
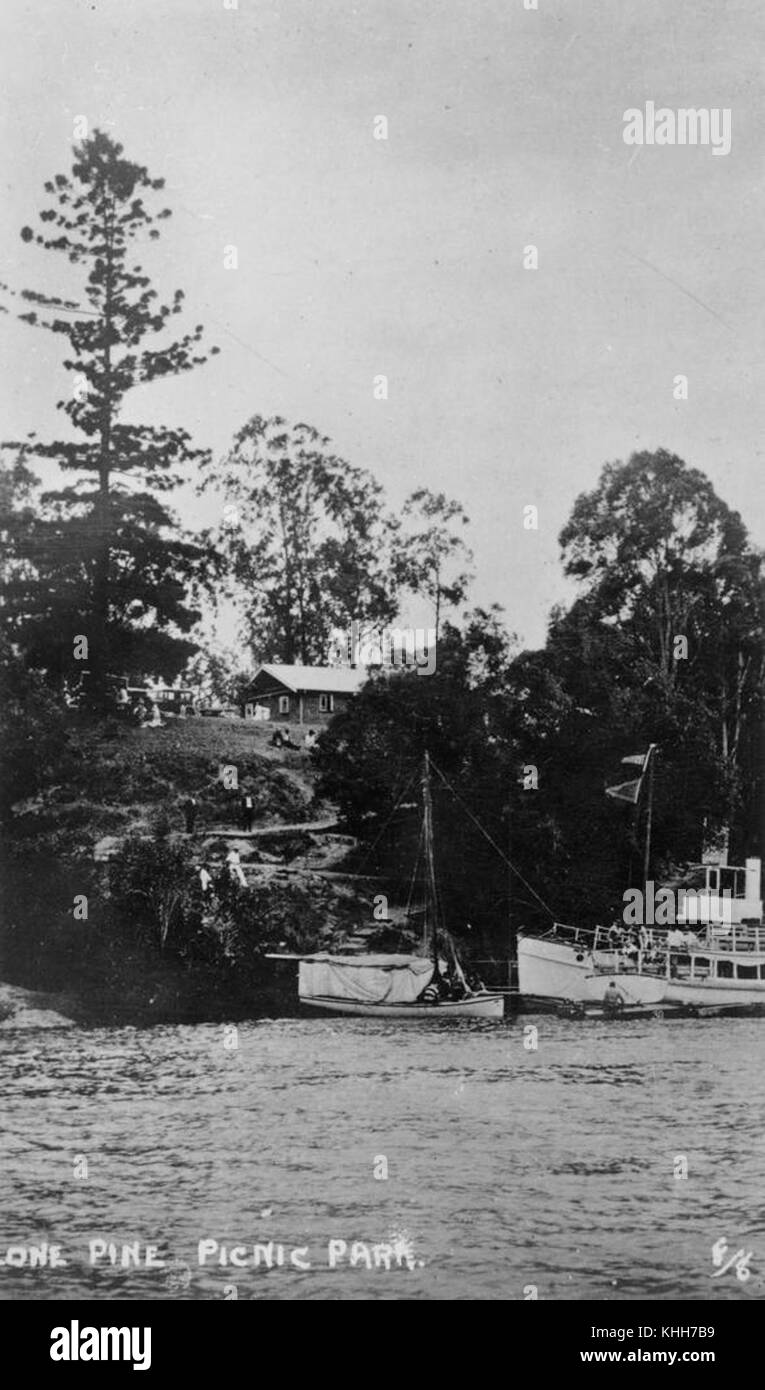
[
  {"xmin": 1, "ymin": 714, "xmax": 376, "ymax": 1024},
  {"xmin": 0, "ymin": 981, "xmax": 75, "ymax": 1030}
]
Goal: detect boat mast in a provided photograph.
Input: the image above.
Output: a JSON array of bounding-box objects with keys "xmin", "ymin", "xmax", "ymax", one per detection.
[{"xmin": 421, "ymin": 751, "xmax": 441, "ymax": 976}]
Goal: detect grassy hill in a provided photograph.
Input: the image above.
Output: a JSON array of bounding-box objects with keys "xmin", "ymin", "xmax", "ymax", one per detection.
[{"xmin": 9, "ymin": 714, "xmax": 321, "ymax": 856}]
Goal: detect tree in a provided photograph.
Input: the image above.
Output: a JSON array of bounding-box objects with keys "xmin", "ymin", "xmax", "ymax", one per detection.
[
  {"xmin": 183, "ymin": 646, "xmax": 251, "ymax": 708},
  {"xmin": 203, "ymin": 415, "xmax": 400, "ymax": 663},
  {"xmin": 2, "ymin": 130, "xmax": 220, "ymax": 692},
  {"xmin": 108, "ymin": 826, "xmax": 198, "ymax": 953},
  {"xmin": 0, "ymin": 447, "xmax": 48, "ymax": 633},
  {"xmin": 558, "ymin": 449, "xmax": 763, "ymax": 853},
  {"xmin": 0, "ymin": 634, "xmax": 73, "ymax": 822},
  {"xmin": 313, "ymin": 450, "xmax": 763, "ymax": 933},
  {"xmin": 313, "ymin": 619, "xmax": 527, "ymax": 950},
  {"xmin": 394, "ymin": 488, "xmax": 474, "ymax": 640}
]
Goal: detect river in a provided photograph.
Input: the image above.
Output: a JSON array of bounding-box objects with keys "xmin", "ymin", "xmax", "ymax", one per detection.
[{"xmin": 0, "ymin": 1014, "xmax": 762, "ymax": 1300}]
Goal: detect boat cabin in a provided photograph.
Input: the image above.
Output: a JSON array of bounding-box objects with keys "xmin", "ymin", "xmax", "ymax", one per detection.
[{"xmin": 673, "ymin": 859, "xmax": 762, "ymax": 925}]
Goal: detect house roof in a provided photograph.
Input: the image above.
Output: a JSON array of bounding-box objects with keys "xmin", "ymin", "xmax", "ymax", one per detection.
[{"xmin": 251, "ymin": 663, "xmax": 367, "ymax": 695}]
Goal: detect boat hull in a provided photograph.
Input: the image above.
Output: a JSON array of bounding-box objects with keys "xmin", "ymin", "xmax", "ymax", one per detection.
[
  {"xmin": 517, "ymin": 935, "xmax": 592, "ymax": 1000},
  {"xmin": 300, "ymin": 993, "xmax": 505, "ymax": 1019},
  {"xmin": 663, "ymin": 979, "xmax": 765, "ymax": 1007},
  {"xmin": 518, "ymin": 932, "xmax": 765, "ymax": 1008}
]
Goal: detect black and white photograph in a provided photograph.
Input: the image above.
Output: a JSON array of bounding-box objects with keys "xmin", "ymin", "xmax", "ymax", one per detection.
[{"xmin": 1, "ymin": 0, "xmax": 763, "ymax": 1336}]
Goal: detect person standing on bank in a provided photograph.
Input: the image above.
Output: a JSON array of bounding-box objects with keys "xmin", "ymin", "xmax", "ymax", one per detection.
[
  {"xmin": 183, "ymin": 795, "xmax": 198, "ymax": 835},
  {"xmin": 241, "ymin": 792, "xmax": 254, "ymax": 833},
  {"xmin": 226, "ymin": 847, "xmax": 247, "ymax": 888}
]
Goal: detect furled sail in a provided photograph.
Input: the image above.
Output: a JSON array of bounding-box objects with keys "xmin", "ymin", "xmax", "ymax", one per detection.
[{"xmin": 298, "ymin": 954, "xmax": 434, "ymax": 1004}]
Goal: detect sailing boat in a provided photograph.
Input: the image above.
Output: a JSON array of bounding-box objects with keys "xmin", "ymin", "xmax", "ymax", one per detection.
[{"xmin": 297, "ymin": 753, "xmax": 505, "ymax": 1019}]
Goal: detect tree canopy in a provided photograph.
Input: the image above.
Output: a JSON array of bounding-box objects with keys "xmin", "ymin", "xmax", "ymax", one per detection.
[
  {"xmin": 201, "ymin": 414, "xmax": 400, "ymax": 664},
  {"xmin": 313, "ymin": 450, "xmax": 763, "ymax": 944}
]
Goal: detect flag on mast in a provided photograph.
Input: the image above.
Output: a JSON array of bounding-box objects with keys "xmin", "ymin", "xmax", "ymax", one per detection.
[
  {"xmin": 605, "ymin": 748, "xmax": 652, "ymax": 803},
  {"xmin": 605, "ymin": 777, "xmax": 643, "ymax": 804}
]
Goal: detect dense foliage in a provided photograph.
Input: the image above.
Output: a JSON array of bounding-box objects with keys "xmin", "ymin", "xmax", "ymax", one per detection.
[{"xmin": 315, "ymin": 452, "xmax": 763, "ymax": 945}]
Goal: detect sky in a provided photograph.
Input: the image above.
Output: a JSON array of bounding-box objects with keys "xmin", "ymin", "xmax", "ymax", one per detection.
[{"xmin": 1, "ymin": 0, "xmax": 764, "ymax": 653}]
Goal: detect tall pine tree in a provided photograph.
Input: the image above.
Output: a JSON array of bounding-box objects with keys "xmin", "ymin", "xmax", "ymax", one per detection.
[{"xmin": 2, "ymin": 130, "xmax": 220, "ymax": 694}]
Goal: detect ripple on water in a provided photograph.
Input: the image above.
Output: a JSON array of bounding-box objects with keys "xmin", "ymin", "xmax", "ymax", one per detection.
[{"xmin": 0, "ymin": 1016, "xmax": 763, "ymax": 1300}]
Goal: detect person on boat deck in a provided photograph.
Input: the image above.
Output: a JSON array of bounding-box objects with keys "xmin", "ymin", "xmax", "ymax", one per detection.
[
  {"xmin": 439, "ymin": 970, "xmax": 461, "ymax": 1000},
  {"xmin": 603, "ymin": 981, "xmax": 625, "ymax": 1013},
  {"xmin": 421, "ymin": 979, "xmax": 441, "ymax": 1005},
  {"xmin": 607, "ymin": 922, "xmax": 623, "ymax": 949},
  {"xmin": 624, "ymin": 932, "xmax": 640, "ymax": 965}
]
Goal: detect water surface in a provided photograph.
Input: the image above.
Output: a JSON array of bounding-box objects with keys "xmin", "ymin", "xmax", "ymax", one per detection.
[{"xmin": 1, "ymin": 1015, "xmax": 763, "ymax": 1299}]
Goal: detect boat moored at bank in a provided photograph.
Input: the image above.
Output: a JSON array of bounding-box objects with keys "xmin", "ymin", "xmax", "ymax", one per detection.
[
  {"xmin": 518, "ymin": 859, "xmax": 764, "ymax": 1008},
  {"xmin": 278, "ymin": 753, "xmax": 505, "ymax": 1020}
]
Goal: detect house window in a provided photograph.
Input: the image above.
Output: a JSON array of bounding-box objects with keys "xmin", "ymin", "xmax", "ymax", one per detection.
[
  {"xmin": 319, "ymin": 694, "xmax": 334, "ymax": 713},
  {"xmin": 278, "ymin": 695, "xmax": 289, "ymax": 715}
]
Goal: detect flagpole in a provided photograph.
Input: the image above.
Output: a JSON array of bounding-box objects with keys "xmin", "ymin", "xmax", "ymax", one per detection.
[{"xmin": 643, "ymin": 745, "xmax": 657, "ymax": 886}]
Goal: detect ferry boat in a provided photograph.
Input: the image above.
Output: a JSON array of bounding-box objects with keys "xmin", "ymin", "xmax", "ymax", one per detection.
[
  {"xmin": 518, "ymin": 742, "xmax": 763, "ymax": 1011},
  {"xmin": 518, "ymin": 858, "xmax": 764, "ymax": 1009}
]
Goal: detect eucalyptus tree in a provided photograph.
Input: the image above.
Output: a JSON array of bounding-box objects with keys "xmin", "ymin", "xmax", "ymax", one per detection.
[
  {"xmin": 204, "ymin": 414, "xmax": 400, "ymax": 664},
  {"xmin": 558, "ymin": 448, "xmax": 763, "ymax": 851},
  {"xmin": 394, "ymin": 488, "xmax": 474, "ymax": 640}
]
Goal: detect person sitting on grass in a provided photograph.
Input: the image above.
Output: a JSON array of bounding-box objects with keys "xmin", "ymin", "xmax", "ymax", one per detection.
[{"xmin": 132, "ymin": 697, "xmax": 148, "ymax": 725}]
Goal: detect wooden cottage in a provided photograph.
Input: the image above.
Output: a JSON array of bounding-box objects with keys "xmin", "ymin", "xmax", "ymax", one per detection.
[{"xmin": 243, "ymin": 664, "xmax": 366, "ymax": 725}]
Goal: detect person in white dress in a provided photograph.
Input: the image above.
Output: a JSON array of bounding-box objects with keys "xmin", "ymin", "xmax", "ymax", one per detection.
[{"xmin": 226, "ymin": 849, "xmax": 247, "ymax": 888}]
